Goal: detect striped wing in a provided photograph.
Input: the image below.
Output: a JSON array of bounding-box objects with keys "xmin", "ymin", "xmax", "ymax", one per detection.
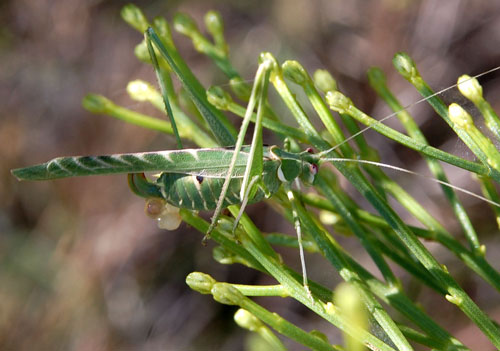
[{"xmin": 12, "ymin": 148, "xmax": 257, "ymax": 181}]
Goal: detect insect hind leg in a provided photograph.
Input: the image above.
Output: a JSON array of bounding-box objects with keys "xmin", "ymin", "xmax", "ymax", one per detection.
[
  {"xmin": 285, "ymin": 182, "xmax": 312, "ymax": 299},
  {"xmin": 232, "ymin": 175, "xmax": 261, "ymax": 234}
]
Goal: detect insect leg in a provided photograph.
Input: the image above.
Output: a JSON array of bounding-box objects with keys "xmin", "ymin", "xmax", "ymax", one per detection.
[
  {"xmin": 284, "ymin": 182, "xmax": 312, "ymax": 299},
  {"xmin": 206, "ymin": 58, "xmax": 272, "ymax": 237},
  {"xmin": 232, "ymin": 175, "xmax": 260, "ymax": 234}
]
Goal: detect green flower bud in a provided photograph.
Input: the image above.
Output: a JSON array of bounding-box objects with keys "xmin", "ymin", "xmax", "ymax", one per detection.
[
  {"xmin": 173, "ymin": 12, "xmax": 200, "ymax": 37},
  {"xmin": 475, "ymin": 244, "xmax": 486, "ymax": 257},
  {"xmin": 127, "ymin": 80, "xmax": 160, "ymax": 103},
  {"xmin": 319, "ymin": 210, "xmax": 341, "ymax": 226},
  {"xmin": 441, "ymin": 264, "xmax": 449, "ymax": 273},
  {"xmin": 186, "ymin": 272, "xmax": 216, "ymax": 294},
  {"xmin": 393, "ymin": 52, "xmax": 419, "ymax": 80},
  {"xmin": 212, "ymin": 283, "xmax": 244, "ymax": 305},
  {"xmin": 134, "ymin": 40, "xmax": 151, "ymax": 64},
  {"xmin": 121, "ymin": 4, "xmax": 150, "ymax": 32},
  {"xmin": 449, "ymin": 103, "xmax": 473, "ymax": 129},
  {"xmin": 205, "ymin": 11, "xmax": 224, "ymax": 39},
  {"xmin": 445, "ymin": 294, "xmax": 463, "ymax": 306},
  {"xmin": 205, "ymin": 11, "xmax": 228, "ymax": 55},
  {"xmin": 234, "ymin": 309, "xmax": 263, "ymax": 331},
  {"xmin": 457, "ymin": 75, "xmax": 483, "ymax": 104},
  {"xmin": 229, "ymin": 77, "xmax": 251, "ymax": 101},
  {"xmin": 207, "ymin": 86, "xmax": 232, "ymax": 110},
  {"xmin": 326, "ymin": 91, "xmax": 353, "ymax": 114},
  {"xmin": 313, "ymin": 69, "xmax": 337, "ymax": 93},
  {"xmin": 282, "ymin": 60, "xmax": 308, "ymax": 86},
  {"xmin": 153, "ymin": 17, "xmax": 174, "ymax": 47},
  {"xmin": 259, "ymin": 52, "xmax": 278, "ymax": 72},
  {"xmin": 82, "ymin": 94, "xmax": 114, "ymax": 114},
  {"xmin": 212, "ymin": 246, "xmax": 236, "ymax": 265}
]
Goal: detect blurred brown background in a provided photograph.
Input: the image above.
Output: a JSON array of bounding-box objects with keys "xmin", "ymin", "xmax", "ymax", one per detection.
[{"xmin": 2, "ymin": 0, "xmax": 500, "ymax": 350}]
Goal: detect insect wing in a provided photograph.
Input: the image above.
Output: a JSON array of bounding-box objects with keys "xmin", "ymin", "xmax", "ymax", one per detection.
[{"xmin": 11, "ymin": 148, "xmax": 254, "ymax": 181}]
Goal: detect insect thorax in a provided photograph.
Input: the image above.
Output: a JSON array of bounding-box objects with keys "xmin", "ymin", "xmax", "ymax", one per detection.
[{"xmin": 270, "ymin": 146, "xmax": 319, "ymax": 185}]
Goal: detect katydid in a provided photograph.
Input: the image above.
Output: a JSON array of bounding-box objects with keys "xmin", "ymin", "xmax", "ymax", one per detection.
[{"xmin": 11, "ymin": 26, "xmax": 500, "ymax": 301}]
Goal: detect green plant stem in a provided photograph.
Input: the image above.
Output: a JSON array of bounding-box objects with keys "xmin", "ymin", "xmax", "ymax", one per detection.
[
  {"xmin": 272, "ymin": 193, "xmax": 441, "ymax": 294},
  {"xmin": 236, "ymin": 229, "xmax": 398, "ymax": 351},
  {"xmin": 393, "ymin": 53, "xmax": 500, "ymax": 181},
  {"xmin": 147, "ymin": 36, "xmax": 183, "ymax": 148},
  {"xmin": 183, "ymin": 210, "xmax": 395, "ymax": 350},
  {"xmin": 302, "ymin": 192, "xmax": 500, "ymax": 293},
  {"xmin": 282, "ymin": 60, "xmax": 354, "ymax": 158},
  {"xmin": 182, "ymin": 210, "xmax": 333, "ymax": 302},
  {"xmin": 326, "ymin": 91, "xmax": 499, "ymax": 182},
  {"xmin": 477, "ymin": 175, "xmax": 500, "ymax": 228},
  {"xmin": 269, "ymin": 56, "xmax": 500, "ymax": 347},
  {"xmin": 268, "ymin": 227, "xmax": 446, "ymax": 296},
  {"xmin": 173, "ymin": 12, "xmax": 240, "ymax": 80},
  {"xmin": 212, "ymin": 93, "xmax": 309, "ymax": 142},
  {"xmin": 397, "ymin": 324, "xmax": 459, "ymax": 350},
  {"xmin": 270, "ymin": 57, "xmax": 400, "ymax": 283},
  {"xmin": 266, "ymin": 233, "xmax": 319, "ymax": 252},
  {"xmin": 146, "ymin": 28, "xmax": 237, "ymax": 146},
  {"xmin": 232, "ymin": 284, "xmax": 289, "ymax": 297},
  {"xmin": 213, "ymin": 283, "xmax": 337, "ymax": 351},
  {"xmin": 290, "ymin": 190, "xmax": 413, "ymax": 351},
  {"xmin": 127, "ymin": 80, "xmax": 218, "ymax": 148},
  {"xmin": 368, "ymin": 67, "xmax": 482, "ymax": 250},
  {"xmin": 474, "ymin": 96, "xmax": 500, "ymax": 141},
  {"xmin": 235, "ymin": 308, "xmax": 288, "ymax": 350},
  {"xmin": 82, "ymin": 93, "xmax": 173, "ymax": 131},
  {"xmin": 184, "ymin": 200, "xmax": 466, "ymax": 350}
]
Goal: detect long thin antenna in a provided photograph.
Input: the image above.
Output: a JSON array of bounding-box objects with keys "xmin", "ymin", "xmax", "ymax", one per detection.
[
  {"xmin": 320, "ymin": 157, "xmax": 500, "ymax": 208},
  {"xmin": 318, "ymin": 66, "xmax": 500, "ymax": 157}
]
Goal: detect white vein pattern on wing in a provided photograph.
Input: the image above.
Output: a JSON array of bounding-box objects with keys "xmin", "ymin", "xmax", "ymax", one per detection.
[
  {"xmin": 181, "ymin": 178, "xmax": 196, "ymax": 210},
  {"xmin": 186, "ymin": 149, "xmax": 200, "ymax": 161},
  {"xmin": 111, "ymin": 155, "xmax": 132, "ymax": 166},
  {"xmin": 101, "ymin": 148, "xmax": 252, "ymax": 175},
  {"xmin": 91, "ymin": 156, "xmax": 117, "ymax": 168},
  {"xmin": 159, "ymin": 182, "xmax": 168, "ymax": 200},
  {"xmin": 205, "ymin": 177, "xmax": 218, "ymax": 205},
  {"xmin": 48, "ymin": 158, "xmax": 72, "ymax": 175},
  {"xmin": 224, "ymin": 196, "xmax": 235, "ymax": 205},
  {"xmin": 51, "ymin": 148, "xmax": 253, "ymax": 176},
  {"xmin": 189, "ymin": 195, "xmax": 195, "ymax": 210},
  {"xmin": 130, "ymin": 153, "xmax": 156, "ymax": 166},
  {"xmin": 72, "ymin": 157, "xmax": 95, "ymax": 172},
  {"xmin": 192, "ymin": 175, "xmax": 208, "ymax": 210},
  {"xmin": 171, "ymin": 178, "xmax": 181, "ymax": 206},
  {"xmin": 156, "ymin": 151, "xmax": 173, "ymax": 163},
  {"xmin": 229, "ymin": 188, "xmax": 241, "ymax": 205}
]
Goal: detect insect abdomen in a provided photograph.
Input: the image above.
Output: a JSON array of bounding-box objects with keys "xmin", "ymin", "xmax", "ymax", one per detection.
[
  {"xmin": 158, "ymin": 174, "xmax": 247, "ymax": 210},
  {"xmin": 157, "ymin": 162, "xmax": 280, "ymax": 211}
]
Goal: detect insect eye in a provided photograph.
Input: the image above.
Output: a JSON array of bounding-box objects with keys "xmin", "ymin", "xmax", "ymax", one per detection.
[
  {"xmin": 196, "ymin": 175, "xmax": 204, "ymax": 184},
  {"xmin": 306, "ymin": 147, "xmax": 314, "ymax": 154}
]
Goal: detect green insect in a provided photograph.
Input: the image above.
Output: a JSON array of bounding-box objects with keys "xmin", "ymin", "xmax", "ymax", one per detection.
[
  {"xmin": 11, "ymin": 145, "xmax": 318, "ymax": 216},
  {"xmin": 11, "ymin": 28, "xmax": 325, "ymax": 293},
  {"xmin": 11, "ymin": 26, "xmax": 500, "ymax": 300}
]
